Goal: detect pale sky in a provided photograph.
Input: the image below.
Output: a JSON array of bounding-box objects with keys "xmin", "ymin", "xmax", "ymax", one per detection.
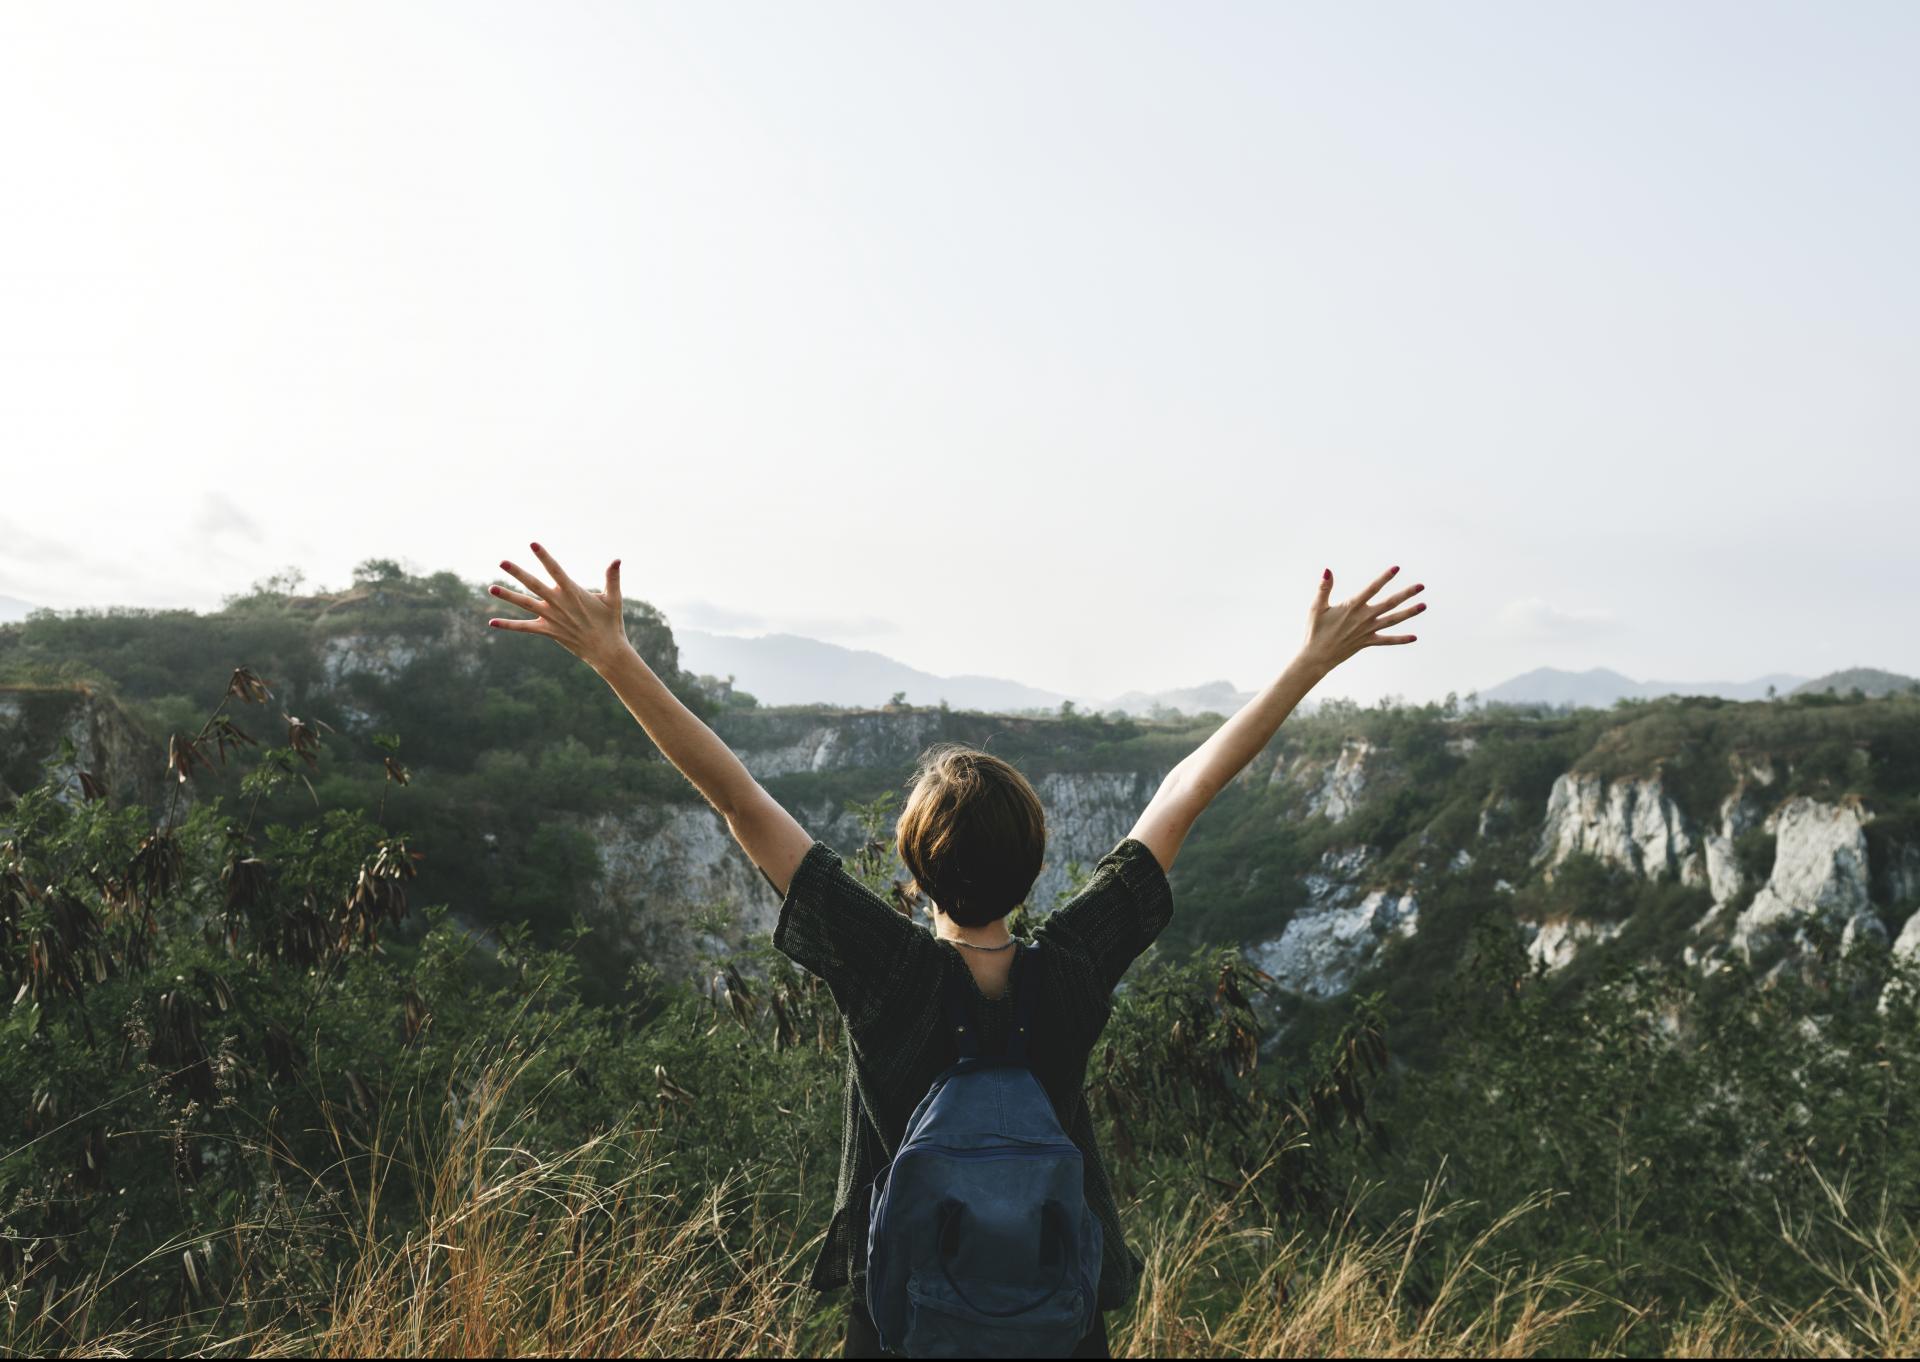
[{"xmin": 2, "ymin": 2, "xmax": 1915, "ymax": 703}]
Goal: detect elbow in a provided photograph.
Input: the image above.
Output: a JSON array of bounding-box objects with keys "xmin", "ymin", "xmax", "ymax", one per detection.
[{"xmin": 1166, "ymin": 761, "xmax": 1219, "ymax": 809}]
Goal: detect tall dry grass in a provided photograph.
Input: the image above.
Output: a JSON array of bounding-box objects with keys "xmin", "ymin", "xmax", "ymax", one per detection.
[{"xmin": 8, "ymin": 1057, "xmax": 1918, "ymax": 1358}]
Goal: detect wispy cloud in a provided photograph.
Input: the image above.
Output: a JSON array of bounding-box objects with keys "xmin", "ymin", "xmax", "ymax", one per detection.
[
  {"xmin": 1495, "ymin": 597, "xmax": 1619, "ymax": 641},
  {"xmin": 191, "ymin": 492, "xmax": 264, "ymax": 543}
]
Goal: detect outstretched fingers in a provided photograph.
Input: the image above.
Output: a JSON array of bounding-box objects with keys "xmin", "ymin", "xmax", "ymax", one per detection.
[
  {"xmin": 1372, "ymin": 580, "xmax": 1426, "ymax": 614},
  {"xmin": 488, "ymin": 615, "xmax": 550, "ymax": 635},
  {"xmin": 499, "ymin": 559, "xmax": 554, "ymax": 600},
  {"xmin": 488, "ymin": 583, "xmax": 546, "ymax": 613},
  {"xmin": 529, "ymin": 542, "xmax": 580, "ymax": 594},
  {"xmin": 1353, "ymin": 564, "xmax": 1401, "ymax": 606},
  {"xmin": 1374, "ymin": 600, "xmax": 1427, "ymax": 628}
]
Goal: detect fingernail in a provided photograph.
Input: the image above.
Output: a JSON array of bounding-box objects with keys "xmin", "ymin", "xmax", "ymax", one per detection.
[
  {"xmin": 1416, "ymin": 603, "xmax": 1426, "ymax": 611},
  {"xmin": 1391, "ymin": 565, "xmax": 1400, "ymax": 573},
  {"xmin": 1322, "ymin": 569, "xmax": 1331, "ymax": 581},
  {"xmin": 499, "ymin": 560, "xmax": 509, "ymax": 569}
]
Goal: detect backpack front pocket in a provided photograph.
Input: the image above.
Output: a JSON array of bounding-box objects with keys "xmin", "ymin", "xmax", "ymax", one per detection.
[{"xmin": 904, "ymin": 1270, "xmax": 1089, "ymax": 1359}]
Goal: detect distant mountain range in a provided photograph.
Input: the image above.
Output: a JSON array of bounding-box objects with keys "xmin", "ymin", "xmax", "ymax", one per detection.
[
  {"xmin": 8, "ymin": 591, "xmax": 1911, "ymax": 716},
  {"xmin": 676, "ymin": 632, "xmax": 1920, "ymax": 716},
  {"xmin": 1477, "ymin": 666, "xmax": 1918, "ymax": 709},
  {"xmin": 675, "ymin": 629, "xmax": 1256, "ymax": 717}
]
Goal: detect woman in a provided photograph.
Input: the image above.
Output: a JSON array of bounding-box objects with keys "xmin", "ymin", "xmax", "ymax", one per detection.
[{"xmin": 487, "ymin": 545, "xmax": 1424, "ymax": 1357}]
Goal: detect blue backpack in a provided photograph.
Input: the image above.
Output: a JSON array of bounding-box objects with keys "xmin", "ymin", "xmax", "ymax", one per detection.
[{"xmin": 865, "ymin": 944, "xmax": 1103, "ymax": 1357}]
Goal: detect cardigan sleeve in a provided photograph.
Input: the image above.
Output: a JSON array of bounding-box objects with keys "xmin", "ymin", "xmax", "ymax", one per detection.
[
  {"xmin": 1034, "ymin": 837, "xmax": 1174, "ymax": 994},
  {"xmin": 773, "ymin": 840, "xmax": 940, "ymax": 1037}
]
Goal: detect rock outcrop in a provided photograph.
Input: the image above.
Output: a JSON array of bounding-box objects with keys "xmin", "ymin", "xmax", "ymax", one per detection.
[
  {"xmin": 1730, "ymin": 797, "xmax": 1880, "ymax": 961},
  {"xmin": 319, "ymin": 613, "xmax": 488, "ymax": 685},
  {"xmin": 724, "ymin": 710, "xmax": 949, "ymax": 778},
  {"xmin": 1246, "ymin": 846, "xmax": 1417, "ymax": 998},
  {"xmin": 580, "ymin": 765, "xmax": 1163, "ymax": 978},
  {"xmin": 0, "ymin": 684, "xmax": 156, "ymax": 809},
  {"xmin": 587, "ymin": 805, "xmax": 778, "ymax": 977},
  {"xmin": 1269, "ymin": 740, "xmax": 1379, "ymax": 822},
  {"xmin": 1535, "ymin": 771, "xmax": 1704, "ymax": 887},
  {"xmin": 1527, "ymin": 918, "xmax": 1625, "ymax": 972},
  {"xmin": 1895, "ymin": 911, "xmax": 1920, "ymax": 965}
]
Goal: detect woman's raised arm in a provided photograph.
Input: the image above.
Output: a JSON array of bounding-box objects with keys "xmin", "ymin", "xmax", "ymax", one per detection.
[
  {"xmin": 488, "ymin": 543, "xmax": 814, "ymax": 895},
  {"xmin": 1128, "ymin": 564, "xmax": 1425, "ymax": 874}
]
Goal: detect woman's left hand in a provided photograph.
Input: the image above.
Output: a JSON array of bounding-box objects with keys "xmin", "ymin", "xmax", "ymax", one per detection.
[{"xmin": 488, "ymin": 543, "xmax": 630, "ymax": 671}]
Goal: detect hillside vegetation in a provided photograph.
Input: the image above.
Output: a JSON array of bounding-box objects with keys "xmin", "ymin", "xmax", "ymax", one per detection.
[{"xmin": 5, "ymin": 564, "xmax": 1920, "ymax": 1356}]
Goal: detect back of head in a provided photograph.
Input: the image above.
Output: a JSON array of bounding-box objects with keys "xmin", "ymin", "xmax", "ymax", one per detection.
[{"xmin": 895, "ymin": 743, "xmax": 1046, "ymax": 928}]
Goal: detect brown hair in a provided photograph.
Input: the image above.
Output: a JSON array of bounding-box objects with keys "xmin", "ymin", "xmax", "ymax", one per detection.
[{"xmin": 895, "ymin": 742, "xmax": 1046, "ymax": 928}]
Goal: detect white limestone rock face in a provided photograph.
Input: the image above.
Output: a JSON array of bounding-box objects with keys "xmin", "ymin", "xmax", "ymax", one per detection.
[
  {"xmin": 1477, "ymin": 796, "xmax": 1516, "ymax": 841},
  {"xmin": 1315, "ymin": 740, "xmax": 1375, "ymax": 821},
  {"xmin": 1894, "ymin": 911, "xmax": 1920, "ymax": 964},
  {"xmin": 1700, "ymin": 784, "xmax": 1768, "ymax": 907},
  {"xmin": 1879, "ymin": 911, "xmax": 1920, "ymax": 1013},
  {"xmin": 795, "ymin": 768, "xmax": 1160, "ymax": 919},
  {"xmin": 1730, "ymin": 798, "xmax": 1876, "ymax": 960},
  {"xmin": 1028, "ymin": 771, "xmax": 1161, "ymax": 910},
  {"xmin": 1527, "ymin": 918, "xmax": 1625, "ymax": 972},
  {"xmin": 0, "ymin": 685, "xmax": 154, "ymax": 808},
  {"xmin": 321, "ymin": 612, "xmax": 488, "ymax": 685},
  {"xmin": 585, "ymin": 804, "xmax": 780, "ymax": 977},
  {"xmin": 728, "ymin": 711, "xmax": 949, "ymax": 778},
  {"xmin": 1535, "ymin": 772, "xmax": 1704, "ymax": 887},
  {"xmin": 1282, "ymin": 739, "xmax": 1376, "ymax": 821},
  {"xmin": 1245, "ymin": 846, "xmax": 1412, "ymax": 998},
  {"xmin": 1251, "ymin": 888, "xmax": 1418, "ymax": 999}
]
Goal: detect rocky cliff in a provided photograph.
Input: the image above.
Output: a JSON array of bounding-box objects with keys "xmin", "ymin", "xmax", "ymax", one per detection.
[
  {"xmin": 578, "ymin": 709, "xmax": 1171, "ymax": 977},
  {"xmin": 0, "ymin": 684, "xmax": 156, "ymax": 808},
  {"xmin": 5, "ymin": 581, "xmax": 1917, "ymax": 1014}
]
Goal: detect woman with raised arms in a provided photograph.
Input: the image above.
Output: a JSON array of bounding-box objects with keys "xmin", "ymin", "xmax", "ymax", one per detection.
[{"xmin": 487, "ymin": 544, "xmax": 1424, "ymax": 1358}]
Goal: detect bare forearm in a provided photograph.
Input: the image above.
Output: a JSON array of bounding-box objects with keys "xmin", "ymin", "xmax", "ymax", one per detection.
[
  {"xmin": 1125, "ymin": 563, "xmax": 1423, "ymax": 874},
  {"xmin": 1130, "ymin": 652, "xmax": 1327, "ymax": 872},
  {"xmin": 590, "ymin": 641, "xmax": 758, "ymax": 817},
  {"xmin": 1176, "ymin": 653, "xmax": 1328, "ymax": 800}
]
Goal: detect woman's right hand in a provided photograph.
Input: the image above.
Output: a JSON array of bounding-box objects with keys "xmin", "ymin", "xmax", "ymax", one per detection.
[{"xmin": 1299, "ymin": 565, "xmax": 1425, "ymax": 674}]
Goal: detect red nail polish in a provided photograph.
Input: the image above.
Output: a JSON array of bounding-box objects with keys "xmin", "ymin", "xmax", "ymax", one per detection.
[
  {"xmin": 1322, "ymin": 569, "xmax": 1331, "ymax": 581},
  {"xmin": 1416, "ymin": 603, "xmax": 1426, "ymax": 611},
  {"xmin": 1391, "ymin": 565, "xmax": 1400, "ymax": 573}
]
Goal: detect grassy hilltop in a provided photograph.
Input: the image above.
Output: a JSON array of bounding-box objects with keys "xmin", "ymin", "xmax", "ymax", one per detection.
[{"xmin": 4, "ymin": 564, "xmax": 1920, "ymax": 1356}]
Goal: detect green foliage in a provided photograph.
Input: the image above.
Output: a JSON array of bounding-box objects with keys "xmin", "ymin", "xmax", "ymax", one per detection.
[
  {"xmin": 1340, "ymin": 920, "xmax": 1920, "ymax": 1351},
  {"xmin": 11, "ymin": 571, "xmax": 1920, "ymax": 1350}
]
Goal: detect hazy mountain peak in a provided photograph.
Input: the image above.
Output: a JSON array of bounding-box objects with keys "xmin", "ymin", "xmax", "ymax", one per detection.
[{"xmin": 1479, "ymin": 666, "xmax": 1813, "ymax": 708}]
